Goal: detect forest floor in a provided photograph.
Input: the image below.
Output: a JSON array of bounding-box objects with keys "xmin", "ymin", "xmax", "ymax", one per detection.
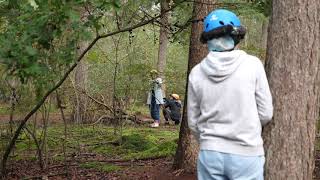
[
  {"xmin": 6, "ymin": 157, "xmax": 195, "ymax": 180},
  {"xmin": 7, "ymin": 157, "xmax": 196, "ymax": 180},
  {"xmin": 0, "ymin": 116, "xmax": 319, "ymax": 179},
  {"xmin": 4, "ymin": 150, "xmax": 320, "ymax": 180},
  {"xmin": 1, "ymin": 121, "xmax": 196, "ymax": 180}
]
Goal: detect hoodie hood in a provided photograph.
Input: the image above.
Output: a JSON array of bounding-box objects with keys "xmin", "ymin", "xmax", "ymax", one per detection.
[{"xmin": 200, "ymin": 50, "xmax": 246, "ymax": 82}]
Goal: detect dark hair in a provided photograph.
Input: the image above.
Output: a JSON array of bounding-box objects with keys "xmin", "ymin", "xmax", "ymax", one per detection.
[{"xmin": 200, "ymin": 25, "xmax": 246, "ymax": 45}]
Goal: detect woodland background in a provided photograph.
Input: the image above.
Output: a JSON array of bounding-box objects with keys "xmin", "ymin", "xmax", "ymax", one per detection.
[{"xmin": 0, "ymin": 0, "xmax": 319, "ymax": 179}]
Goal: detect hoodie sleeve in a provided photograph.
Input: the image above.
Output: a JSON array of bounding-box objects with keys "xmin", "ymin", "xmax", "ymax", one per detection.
[
  {"xmin": 255, "ymin": 61, "xmax": 273, "ymax": 126},
  {"xmin": 187, "ymin": 77, "xmax": 201, "ymax": 142}
]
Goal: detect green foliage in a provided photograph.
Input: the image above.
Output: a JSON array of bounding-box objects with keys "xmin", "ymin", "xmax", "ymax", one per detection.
[
  {"xmin": 242, "ymin": 44, "xmax": 266, "ymax": 60},
  {"xmin": 0, "ymin": 105, "xmax": 9, "ymax": 115},
  {"xmin": 122, "ymin": 133, "xmax": 153, "ymax": 151},
  {"xmin": 219, "ymin": 0, "xmax": 272, "ymax": 17},
  {"xmin": 6, "ymin": 124, "xmax": 179, "ymax": 161},
  {"xmin": 0, "ymin": 0, "xmax": 131, "ymax": 115},
  {"xmin": 1, "ymin": 1, "xmax": 77, "ymax": 81},
  {"xmin": 0, "ymin": 0, "xmax": 122, "ymax": 96},
  {"xmin": 123, "ymin": 138, "xmax": 177, "ymax": 160},
  {"xmin": 250, "ymin": 0, "xmax": 272, "ymax": 16},
  {"xmin": 86, "ymin": 22, "xmax": 189, "ymax": 106},
  {"xmin": 120, "ymin": 128, "xmax": 178, "ymax": 159}
]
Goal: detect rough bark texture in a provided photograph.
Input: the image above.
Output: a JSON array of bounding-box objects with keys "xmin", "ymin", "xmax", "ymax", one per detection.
[
  {"xmin": 173, "ymin": 0, "xmax": 215, "ymax": 173},
  {"xmin": 74, "ymin": 42, "xmax": 89, "ymax": 123},
  {"xmin": 263, "ymin": 1, "xmax": 320, "ymax": 180},
  {"xmin": 157, "ymin": 0, "xmax": 170, "ymax": 94}
]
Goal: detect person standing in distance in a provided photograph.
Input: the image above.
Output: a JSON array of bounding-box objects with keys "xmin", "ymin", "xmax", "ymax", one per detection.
[
  {"xmin": 187, "ymin": 9, "xmax": 273, "ymax": 180},
  {"xmin": 147, "ymin": 69, "xmax": 164, "ymax": 128}
]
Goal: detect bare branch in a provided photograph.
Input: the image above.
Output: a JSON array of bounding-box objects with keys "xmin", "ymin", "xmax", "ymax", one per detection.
[{"xmin": 78, "ymin": 89, "xmax": 114, "ymax": 113}]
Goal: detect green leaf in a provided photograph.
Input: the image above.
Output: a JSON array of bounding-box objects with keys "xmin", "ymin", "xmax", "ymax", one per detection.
[
  {"xmin": 113, "ymin": 0, "xmax": 121, "ymax": 9},
  {"xmin": 27, "ymin": 0, "xmax": 38, "ymax": 9},
  {"xmin": 26, "ymin": 46, "xmax": 37, "ymax": 56},
  {"xmin": 69, "ymin": 10, "xmax": 80, "ymax": 22}
]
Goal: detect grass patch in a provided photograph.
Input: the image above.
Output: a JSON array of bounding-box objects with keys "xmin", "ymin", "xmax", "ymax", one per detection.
[
  {"xmin": 123, "ymin": 140, "xmax": 177, "ymax": 160},
  {"xmin": 2, "ymin": 123, "xmax": 179, "ymax": 163},
  {"xmin": 121, "ymin": 133, "xmax": 155, "ymax": 151},
  {"xmin": 117, "ymin": 131, "xmax": 178, "ymax": 160},
  {"xmin": 0, "ymin": 105, "xmax": 9, "ymax": 115},
  {"xmin": 88, "ymin": 128, "xmax": 178, "ymax": 160},
  {"xmin": 80, "ymin": 162, "xmax": 121, "ymax": 173}
]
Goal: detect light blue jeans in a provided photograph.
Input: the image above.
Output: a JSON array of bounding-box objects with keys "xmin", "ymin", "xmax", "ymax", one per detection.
[{"xmin": 197, "ymin": 150, "xmax": 265, "ymax": 180}]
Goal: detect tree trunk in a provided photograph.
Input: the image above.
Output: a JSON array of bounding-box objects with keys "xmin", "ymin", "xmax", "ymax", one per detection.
[
  {"xmin": 263, "ymin": 1, "xmax": 320, "ymax": 180},
  {"xmin": 157, "ymin": 0, "xmax": 170, "ymax": 94},
  {"xmin": 173, "ymin": 0, "xmax": 215, "ymax": 173},
  {"xmin": 260, "ymin": 18, "xmax": 268, "ymax": 50},
  {"xmin": 74, "ymin": 42, "xmax": 89, "ymax": 123}
]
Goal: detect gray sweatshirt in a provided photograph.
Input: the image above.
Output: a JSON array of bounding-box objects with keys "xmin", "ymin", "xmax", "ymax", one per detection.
[{"xmin": 187, "ymin": 50, "xmax": 273, "ymax": 156}]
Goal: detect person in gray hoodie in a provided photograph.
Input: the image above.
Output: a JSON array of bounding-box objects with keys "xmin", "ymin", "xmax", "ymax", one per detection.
[{"xmin": 187, "ymin": 9, "xmax": 273, "ymax": 180}]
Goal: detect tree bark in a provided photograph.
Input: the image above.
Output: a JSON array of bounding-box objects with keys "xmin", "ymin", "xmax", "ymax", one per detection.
[
  {"xmin": 157, "ymin": 0, "xmax": 170, "ymax": 94},
  {"xmin": 74, "ymin": 42, "xmax": 89, "ymax": 123},
  {"xmin": 173, "ymin": 0, "xmax": 215, "ymax": 173},
  {"xmin": 263, "ymin": 1, "xmax": 320, "ymax": 180}
]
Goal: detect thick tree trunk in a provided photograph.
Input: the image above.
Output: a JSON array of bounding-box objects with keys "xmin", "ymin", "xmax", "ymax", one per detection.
[
  {"xmin": 263, "ymin": 1, "xmax": 320, "ymax": 180},
  {"xmin": 173, "ymin": 0, "xmax": 215, "ymax": 173},
  {"xmin": 74, "ymin": 42, "xmax": 89, "ymax": 123},
  {"xmin": 157, "ymin": 0, "xmax": 170, "ymax": 94}
]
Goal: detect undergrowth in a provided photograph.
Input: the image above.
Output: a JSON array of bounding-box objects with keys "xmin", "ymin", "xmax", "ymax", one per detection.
[
  {"xmin": 4, "ymin": 124, "xmax": 179, "ymax": 162},
  {"xmin": 80, "ymin": 162, "xmax": 121, "ymax": 173}
]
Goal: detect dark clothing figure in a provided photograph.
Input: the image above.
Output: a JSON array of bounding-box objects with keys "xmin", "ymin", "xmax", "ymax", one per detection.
[
  {"xmin": 163, "ymin": 98, "xmax": 182, "ymax": 125},
  {"xmin": 150, "ymin": 90, "xmax": 160, "ymax": 120}
]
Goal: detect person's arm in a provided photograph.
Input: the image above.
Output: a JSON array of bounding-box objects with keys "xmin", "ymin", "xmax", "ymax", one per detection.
[
  {"xmin": 163, "ymin": 98, "xmax": 169, "ymax": 108},
  {"xmin": 255, "ymin": 61, "xmax": 273, "ymax": 126},
  {"xmin": 187, "ymin": 79, "xmax": 201, "ymax": 141}
]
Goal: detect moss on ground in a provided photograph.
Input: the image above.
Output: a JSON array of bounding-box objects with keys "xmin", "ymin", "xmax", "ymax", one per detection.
[
  {"xmin": 0, "ymin": 105, "xmax": 9, "ymax": 115},
  {"xmin": 79, "ymin": 161, "xmax": 121, "ymax": 173},
  {"xmin": 4, "ymin": 124, "xmax": 179, "ymax": 161}
]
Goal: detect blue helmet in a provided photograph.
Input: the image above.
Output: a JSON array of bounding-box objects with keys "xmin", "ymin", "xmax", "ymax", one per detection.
[
  {"xmin": 200, "ymin": 9, "xmax": 246, "ymax": 44},
  {"xmin": 204, "ymin": 9, "xmax": 241, "ymax": 33}
]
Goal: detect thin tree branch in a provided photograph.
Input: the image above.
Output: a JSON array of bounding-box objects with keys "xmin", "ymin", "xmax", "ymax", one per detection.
[
  {"xmin": 24, "ymin": 126, "xmax": 44, "ymax": 170},
  {"xmin": 78, "ymin": 89, "xmax": 114, "ymax": 113}
]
